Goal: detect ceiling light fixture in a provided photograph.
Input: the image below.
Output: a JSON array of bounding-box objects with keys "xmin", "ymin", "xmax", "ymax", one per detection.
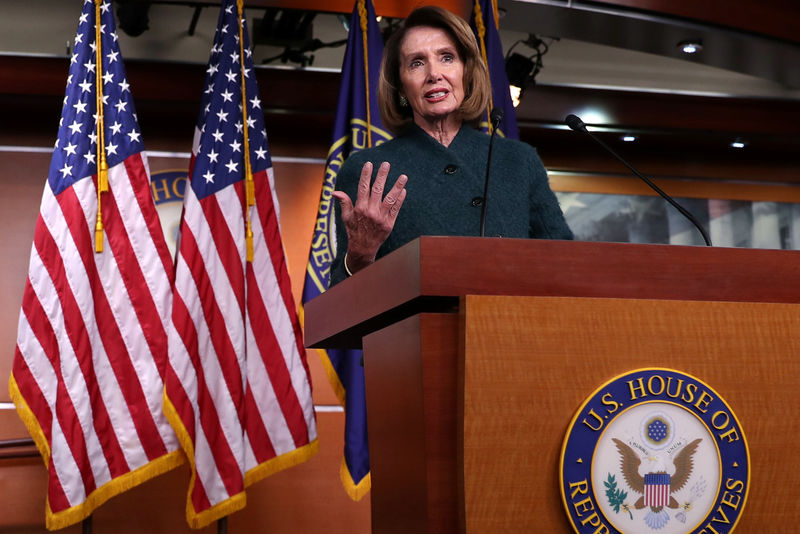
[
  {"xmin": 116, "ymin": 0, "xmax": 151, "ymax": 37},
  {"xmin": 678, "ymin": 40, "xmax": 703, "ymax": 54},
  {"xmin": 509, "ymin": 85, "xmax": 523, "ymax": 109},
  {"xmin": 505, "ymin": 35, "xmax": 553, "ymax": 107},
  {"xmin": 505, "ymin": 53, "xmax": 535, "ymax": 108},
  {"xmin": 576, "ymin": 109, "xmax": 610, "ymax": 126},
  {"xmin": 621, "ymin": 135, "xmax": 636, "ymax": 142},
  {"xmin": 730, "ymin": 139, "xmax": 746, "ymax": 149}
]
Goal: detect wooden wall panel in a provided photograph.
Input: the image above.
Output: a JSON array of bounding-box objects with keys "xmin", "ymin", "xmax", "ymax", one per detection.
[{"xmin": 0, "ymin": 152, "xmax": 45, "ymax": 398}]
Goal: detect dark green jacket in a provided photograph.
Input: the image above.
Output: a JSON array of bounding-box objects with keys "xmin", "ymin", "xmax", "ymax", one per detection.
[{"xmin": 331, "ymin": 123, "xmax": 572, "ymax": 285}]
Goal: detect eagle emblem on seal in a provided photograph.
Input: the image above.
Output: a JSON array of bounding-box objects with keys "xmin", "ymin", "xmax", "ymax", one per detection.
[{"xmin": 613, "ymin": 437, "xmax": 702, "ymax": 529}]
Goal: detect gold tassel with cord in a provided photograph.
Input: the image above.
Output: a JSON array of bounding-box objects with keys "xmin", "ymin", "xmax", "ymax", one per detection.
[
  {"xmin": 94, "ymin": 0, "xmax": 108, "ymax": 252},
  {"xmin": 237, "ymin": 0, "xmax": 255, "ymax": 261}
]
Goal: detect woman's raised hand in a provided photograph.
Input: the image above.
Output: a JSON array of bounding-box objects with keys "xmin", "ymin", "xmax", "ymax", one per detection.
[{"xmin": 332, "ymin": 161, "xmax": 408, "ymax": 274}]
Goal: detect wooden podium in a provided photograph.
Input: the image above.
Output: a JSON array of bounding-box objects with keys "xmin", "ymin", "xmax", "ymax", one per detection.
[{"xmin": 304, "ymin": 237, "xmax": 800, "ymax": 533}]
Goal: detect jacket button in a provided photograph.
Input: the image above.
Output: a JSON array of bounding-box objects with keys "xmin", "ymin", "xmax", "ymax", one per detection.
[
  {"xmin": 444, "ymin": 164, "xmax": 458, "ymax": 175},
  {"xmin": 471, "ymin": 197, "xmax": 483, "ymax": 207}
]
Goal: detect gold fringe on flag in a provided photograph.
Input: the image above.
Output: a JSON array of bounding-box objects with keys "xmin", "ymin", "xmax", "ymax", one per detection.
[
  {"xmin": 237, "ymin": 0, "xmax": 255, "ymax": 262},
  {"xmin": 94, "ymin": 0, "xmax": 109, "ymax": 252}
]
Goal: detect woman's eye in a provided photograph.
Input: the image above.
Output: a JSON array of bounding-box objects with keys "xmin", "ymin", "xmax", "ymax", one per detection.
[
  {"xmin": 410, "ymin": 59, "xmax": 422, "ymax": 68},
  {"xmin": 442, "ymin": 54, "xmax": 454, "ymax": 63}
]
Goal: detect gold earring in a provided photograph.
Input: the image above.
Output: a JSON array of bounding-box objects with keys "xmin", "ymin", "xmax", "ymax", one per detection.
[{"xmin": 399, "ymin": 95, "xmax": 409, "ymax": 107}]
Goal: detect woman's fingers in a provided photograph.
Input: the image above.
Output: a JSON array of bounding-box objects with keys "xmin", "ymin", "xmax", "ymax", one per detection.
[
  {"xmin": 331, "ymin": 190, "xmax": 353, "ymax": 221},
  {"xmin": 332, "ymin": 161, "xmax": 409, "ymax": 273},
  {"xmin": 382, "ymin": 174, "xmax": 408, "ymax": 221},
  {"xmin": 354, "ymin": 161, "xmax": 374, "ymax": 212},
  {"xmin": 341, "ymin": 160, "xmax": 408, "ymax": 232},
  {"xmin": 369, "ymin": 162, "xmax": 391, "ymax": 210},
  {"xmin": 387, "ymin": 188, "xmax": 407, "ymax": 223}
]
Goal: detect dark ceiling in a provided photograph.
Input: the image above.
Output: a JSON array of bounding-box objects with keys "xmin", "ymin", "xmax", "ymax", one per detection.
[{"xmin": 497, "ymin": 0, "xmax": 800, "ymax": 88}]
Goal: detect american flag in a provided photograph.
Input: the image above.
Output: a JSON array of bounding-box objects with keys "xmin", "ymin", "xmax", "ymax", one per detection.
[
  {"xmin": 644, "ymin": 473, "xmax": 671, "ymax": 507},
  {"xmin": 8, "ymin": 0, "xmax": 182, "ymax": 529},
  {"xmin": 163, "ymin": 0, "xmax": 318, "ymax": 527}
]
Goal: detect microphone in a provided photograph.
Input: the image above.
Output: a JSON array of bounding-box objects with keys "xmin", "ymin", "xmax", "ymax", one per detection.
[
  {"xmin": 491, "ymin": 107, "xmax": 504, "ymax": 128},
  {"xmin": 480, "ymin": 108, "xmax": 504, "ymax": 237},
  {"xmin": 564, "ymin": 114, "xmax": 712, "ymax": 246}
]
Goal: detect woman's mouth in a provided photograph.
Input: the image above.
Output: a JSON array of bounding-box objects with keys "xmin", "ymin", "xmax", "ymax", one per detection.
[{"xmin": 425, "ymin": 90, "xmax": 448, "ymax": 101}]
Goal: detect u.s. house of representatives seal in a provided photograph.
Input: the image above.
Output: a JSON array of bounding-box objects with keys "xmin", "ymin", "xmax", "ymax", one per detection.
[
  {"xmin": 150, "ymin": 169, "xmax": 187, "ymax": 259},
  {"xmin": 560, "ymin": 368, "xmax": 749, "ymax": 534}
]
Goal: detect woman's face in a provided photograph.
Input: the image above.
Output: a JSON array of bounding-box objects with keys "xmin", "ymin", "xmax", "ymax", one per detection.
[{"xmin": 398, "ymin": 26, "xmax": 465, "ymax": 126}]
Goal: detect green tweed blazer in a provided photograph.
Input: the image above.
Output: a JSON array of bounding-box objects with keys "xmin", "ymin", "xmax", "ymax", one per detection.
[{"xmin": 331, "ymin": 123, "xmax": 573, "ymax": 285}]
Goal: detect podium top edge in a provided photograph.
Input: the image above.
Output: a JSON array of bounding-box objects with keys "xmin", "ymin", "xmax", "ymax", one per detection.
[{"xmin": 304, "ymin": 237, "xmax": 800, "ymax": 348}]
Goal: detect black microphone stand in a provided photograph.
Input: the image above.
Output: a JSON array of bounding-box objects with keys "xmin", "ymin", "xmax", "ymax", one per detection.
[
  {"xmin": 565, "ymin": 114, "xmax": 712, "ymax": 246},
  {"xmin": 480, "ymin": 108, "xmax": 504, "ymax": 237}
]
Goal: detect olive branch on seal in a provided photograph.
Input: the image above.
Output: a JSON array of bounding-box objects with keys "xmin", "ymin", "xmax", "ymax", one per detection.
[{"xmin": 604, "ymin": 474, "xmax": 633, "ymax": 520}]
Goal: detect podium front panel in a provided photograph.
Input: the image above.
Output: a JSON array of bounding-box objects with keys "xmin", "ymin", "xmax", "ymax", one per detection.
[
  {"xmin": 460, "ymin": 295, "xmax": 800, "ymax": 532},
  {"xmin": 362, "ymin": 313, "xmax": 460, "ymax": 534}
]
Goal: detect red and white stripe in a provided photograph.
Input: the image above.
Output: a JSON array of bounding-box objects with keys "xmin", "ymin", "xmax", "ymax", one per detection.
[
  {"xmin": 644, "ymin": 481, "xmax": 670, "ymax": 507},
  {"xmin": 165, "ymin": 145, "xmax": 317, "ymax": 528},
  {"xmin": 11, "ymin": 154, "xmax": 182, "ymax": 529}
]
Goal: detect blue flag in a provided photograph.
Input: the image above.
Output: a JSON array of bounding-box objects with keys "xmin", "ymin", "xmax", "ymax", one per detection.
[
  {"xmin": 470, "ymin": 0, "xmax": 519, "ymax": 139},
  {"xmin": 301, "ymin": 0, "xmax": 390, "ymax": 500}
]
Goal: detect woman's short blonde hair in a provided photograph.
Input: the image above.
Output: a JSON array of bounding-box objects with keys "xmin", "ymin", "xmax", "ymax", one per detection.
[{"xmin": 378, "ymin": 6, "xmax": 492, "ymax": 133}]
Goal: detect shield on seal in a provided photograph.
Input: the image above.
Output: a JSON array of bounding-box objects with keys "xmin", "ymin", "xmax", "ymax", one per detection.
[{"xmin": 644, "ymin": 473, "xmax": 671, "ymax": 507}]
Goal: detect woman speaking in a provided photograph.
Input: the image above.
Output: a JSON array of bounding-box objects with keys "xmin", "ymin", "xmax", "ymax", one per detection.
[{"xmin": 330, "ymin": 6, "xmax": 572, "ymax": 284}]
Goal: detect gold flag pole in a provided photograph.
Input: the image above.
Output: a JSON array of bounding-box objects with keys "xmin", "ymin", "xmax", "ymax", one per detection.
[
  {"xmin": 472, "ymin": 0, "xmax": 494, "ymax": 134},
  {"xmin": 237, "ymin": 0, "xmax": 255, "ymax": 262},
  {"xmin": 94, "ymin": 0, "xmax": 109, "ymax": 252},
  {"xmin": 357, "ymin": 0, "xmax": 373, "ymax": 148}
]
